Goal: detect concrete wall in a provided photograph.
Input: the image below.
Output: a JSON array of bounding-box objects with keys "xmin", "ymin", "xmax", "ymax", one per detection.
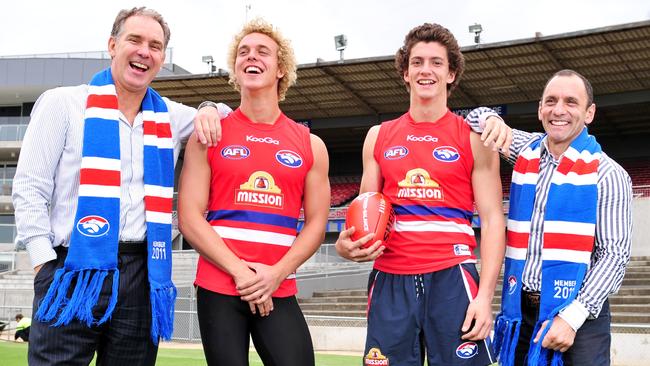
[{"xmin": 631, "ymin": 198, "xmax": 650, "ymax": 257}]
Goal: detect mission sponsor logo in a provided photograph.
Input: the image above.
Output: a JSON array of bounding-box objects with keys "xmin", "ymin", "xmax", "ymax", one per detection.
[
  {"xmin": 406, "ymin": 134, "xmax": 438, "ymax": 142},
  {"xmin": 383, "ymin": 146, "xmax": 409, "ymax": 160},
  {"xmin": 433, "ymin": 146, "xmax": 460, "ymax": 162},
  {"xmin": 276, "ymin": 149, "xmax": 303, "ymax": 168},
  {"xmin": 76, "ymin": 215, "xmax": 110, "ymax": 237},
  {"xmin": 221, "ymin": 145, "xmax": 250, "ymax": 160},
  {"xmin": 396, "ymin": 168, "xmax": 444, "ymax": 201},
  {"xmin": 456, "ymin": 342, "xmax": 478, "ymax": 359},
  {"xmin": 246, "ymin": 135, "xmax": 280, "ymax": 145},
  {"xmin": 235, "ymin": 171, "xmax": 284, "ymax": 209},
  {"xmin": 364, "ymin": 348, "xmax": 389, "ymax": 365}
]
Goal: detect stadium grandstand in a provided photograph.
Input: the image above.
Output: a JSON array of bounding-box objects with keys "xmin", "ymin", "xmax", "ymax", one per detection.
[{"xmin": 0, "ymin": 20, "xmax": 649, "ymax": 364}]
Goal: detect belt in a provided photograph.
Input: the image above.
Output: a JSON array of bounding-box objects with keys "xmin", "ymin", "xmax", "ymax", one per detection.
[
  {"xmin": 55, "ymin": 241, "xmax": 148, "ymax": 255},
  {"xmin": 523, "ymin": 290, "xmax": 540, "ymax": 307}
]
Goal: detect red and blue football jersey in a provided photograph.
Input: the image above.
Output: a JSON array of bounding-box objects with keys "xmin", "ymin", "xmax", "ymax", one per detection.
[
  {"xmin": 373, "ymin": 110, "xmax": 477, "ymax": 274},
  {"xmin": 194, "ymin": 108, "xmax": 313, "ymax": 297}
]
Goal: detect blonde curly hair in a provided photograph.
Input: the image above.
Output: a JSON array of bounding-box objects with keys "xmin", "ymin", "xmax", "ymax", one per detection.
[{"xmin": 227, "ymin": 18, "xmax": 297, "ymax": 101}]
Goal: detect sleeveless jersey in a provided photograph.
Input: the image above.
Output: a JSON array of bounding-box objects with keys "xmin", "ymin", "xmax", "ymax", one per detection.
[
  {"xmin": 373, "ymin": 110, "xmax": 477, "ymax": 274},
  {"xmin": 194, "ymin": 108, "xmax": 313, "ymax": 297}
]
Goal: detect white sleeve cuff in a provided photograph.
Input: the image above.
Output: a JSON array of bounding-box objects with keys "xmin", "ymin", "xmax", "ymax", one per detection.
[
  {"xmin": 558, "ymin": 300, "xmax": 590, "ymax": 332},
  {"xmin": 478, "ymin": 111, "xmax": 502, "ymax": 130},
  {"xmin": 26, "ymin": 238, "xmax": 57, "ymax": 268}
]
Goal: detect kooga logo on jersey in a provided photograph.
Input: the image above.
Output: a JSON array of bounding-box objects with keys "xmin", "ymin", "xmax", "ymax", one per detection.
[
  {"xmin": 246, "ymin": 135, "xmax": 280, "ymax": 145},
  {"xmin": 406, "ymin": 135, "xmax": 438, "ymax": 142}
]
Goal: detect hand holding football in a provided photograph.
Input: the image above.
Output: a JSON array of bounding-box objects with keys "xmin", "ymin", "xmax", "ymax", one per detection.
[{"xmin": 345, "ymin": 192, "xmax": 395, "ymax": 247}]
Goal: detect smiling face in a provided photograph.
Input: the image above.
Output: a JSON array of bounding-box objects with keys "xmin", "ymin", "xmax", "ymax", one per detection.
[
  {"xmin": 108, "ymin": 14, "xmax": 165, "ymax": 96},
  {"xmin": 403, "ymin": 41, "xmax": 456, "ymax": 102},
  {"xmin": 538, "ymin": 74, "xmax": 595, "ymax": 157},
  {"xmin": 233, "ymin": 32, "xmax": 284, "ymax": 97}
]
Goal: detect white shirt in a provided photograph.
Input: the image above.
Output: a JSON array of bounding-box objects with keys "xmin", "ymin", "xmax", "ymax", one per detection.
[{"xmin": 12, "ymin": 84, "xmax": 230, "ymax": 268}]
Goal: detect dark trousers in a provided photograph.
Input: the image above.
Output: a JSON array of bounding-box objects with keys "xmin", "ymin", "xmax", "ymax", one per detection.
[
  {"xmin": 15, "ymin": 326, "xmax": 30, "ymax": 341},
  {"xmin": 196, "ymin": 286, "xmax": 315, "ymax": 366},
  {"xmin": 514, "ymin": 291, "xmax": 611, "ymax": 366},
  {"xmin": 29, "ymin": 245, "xmax": 158, "ymax": 366}
]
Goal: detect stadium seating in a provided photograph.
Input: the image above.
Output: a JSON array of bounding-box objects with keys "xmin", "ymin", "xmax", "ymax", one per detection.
[
  {"xmin": 621, "ymin": 160, "xmax": 650, "ymax": 197},
  {"xmin": 329, "ymin": 176, "xmax": 360, "ymax": 207}
]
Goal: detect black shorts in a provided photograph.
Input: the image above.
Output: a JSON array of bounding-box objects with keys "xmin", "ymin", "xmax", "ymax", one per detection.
[
  {"xmin": 365, "ymin": 264, "xmax": 495, "ymax": 366},
  {"xmin": 196, "ymin": 286, "xmax": 314, "ymax": 366}
]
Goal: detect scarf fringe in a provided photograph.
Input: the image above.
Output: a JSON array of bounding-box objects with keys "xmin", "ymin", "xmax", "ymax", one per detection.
[
  {"xmin": 149, "ymin": 283, "xmax": 177, "ymax": 344},
  {"xmin": 493, "ymin": 316, "xmax": 521, "ymax": 366},
  {"xmin": 492, "ymin": 314, "xmax": 507, "ymax": 356},
  {"xmin": 34, "ymin": 269, "xmax": 119, "ymax": 327},
  {"xmin": 79, "ymin": 270, "xmax": 108, "ymax": 325},
  {"xmin": 527, "ymin": 317, "xmax": 554, "ymax": 366}
]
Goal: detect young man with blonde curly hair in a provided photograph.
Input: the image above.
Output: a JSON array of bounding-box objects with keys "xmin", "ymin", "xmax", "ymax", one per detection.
[{"xmin": 178, "ymin": 18, "xmax": 329, "ymax": 366}]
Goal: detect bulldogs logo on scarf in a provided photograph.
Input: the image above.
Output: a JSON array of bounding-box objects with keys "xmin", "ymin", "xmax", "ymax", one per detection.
[
  {"xmin": 493, "ymin": 128, "xmax": 600, "ymax": 366},
  {"xmin": 35, "ymin": 68, "xmax": 176, "ymax": 344}
]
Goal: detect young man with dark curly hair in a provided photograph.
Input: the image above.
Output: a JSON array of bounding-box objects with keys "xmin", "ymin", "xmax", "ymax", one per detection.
[{"xmin": 336, "ymin": 23, "xmax": 505, "ymax": 366}]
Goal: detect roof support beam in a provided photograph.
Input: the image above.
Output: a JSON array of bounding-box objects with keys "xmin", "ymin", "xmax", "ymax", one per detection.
[
  {"xmin": 534, "ymin": 38, "xmax": 565, "ymax": 70},
  {"xmin": 453, "ymin": 85, "xmax": 480, "ymax": 106},
  {"xmin": 600, "ymin": 35, "xmax": 646, "ymax": 89},
  {"xmin": 321, "ymin": 67, "xmax": 379, "ymax": 116}
]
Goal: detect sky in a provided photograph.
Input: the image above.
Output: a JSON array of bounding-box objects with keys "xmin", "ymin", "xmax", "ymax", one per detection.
[{"xmin": 2, "ymin": 0, "xmax": 650, "ymax": 74}]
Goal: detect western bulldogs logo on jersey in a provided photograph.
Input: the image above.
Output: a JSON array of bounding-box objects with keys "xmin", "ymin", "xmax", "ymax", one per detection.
[
  {"xmin": 276, "ymin": 150, "xmax": 303, "ymax": 168},
  {"xmin": 433, "ymin": 146, "xmax": 460, "ymax": 162},
  {"xmin": 456, "ymin": 342, "xmax": 478, "ymax": 359},
  {"xmin": 384, "ymin": 146, "xmax": 409, "ymax": 160},
  {"xmin": 508, "ymin": 275, "xmax": 518, "ymax": 295},
  {"xmin": 236, "ymin": 171, "xmax": 284, "ymax": 209},
  {"xmin": 76, "ymin": 215, "xmax": 110, "ymax": 237},
  {"xmin": 396, "ymin": 168, "xmax": 444, "ymax": 201},
  {"xmin": 221, "ymin": 145, "xmax": 250, "ymax": 160}
]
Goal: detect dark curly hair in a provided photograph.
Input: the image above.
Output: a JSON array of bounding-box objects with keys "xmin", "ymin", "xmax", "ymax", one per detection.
[{"xmin": 395, "ymin": 23, "xmax": 464, "ymax": 95}]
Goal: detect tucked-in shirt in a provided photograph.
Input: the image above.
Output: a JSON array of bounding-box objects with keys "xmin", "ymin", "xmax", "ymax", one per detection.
[
  {"xmin": 12, "ymin": 84, "xmax": 231, "ymax": 268},
  {"xmin": 466, "ymin": 107, "xmax": 633, "ymax": 321}
]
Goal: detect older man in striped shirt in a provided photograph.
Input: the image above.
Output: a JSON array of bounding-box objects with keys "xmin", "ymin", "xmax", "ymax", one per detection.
[{"xmin": 468, "ymin": 69, "xmax": 632, "ymax": 365}]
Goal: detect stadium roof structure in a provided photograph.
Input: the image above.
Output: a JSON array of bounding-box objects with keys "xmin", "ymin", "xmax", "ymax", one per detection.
[{"xmin": 152, "ymin": 20, "xmax": 650, "ymax": 146}]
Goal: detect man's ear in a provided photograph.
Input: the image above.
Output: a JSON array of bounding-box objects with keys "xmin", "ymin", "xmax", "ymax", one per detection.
[
  {"xmin": 585, "ymin": 103, "xmax": 596, "ymax": 126},
  {"xmin": 108, "ymin": 37, "xmax": 116, "ymax": 59}
]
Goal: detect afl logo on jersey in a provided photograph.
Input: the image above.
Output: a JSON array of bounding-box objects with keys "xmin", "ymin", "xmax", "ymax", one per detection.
[
  {"xmin": 384, "ymin": 146, "xmax": 409, "ymax": 160},
  {"xmin": 221, "ymin": 145, "xmax": 250, "ymax": 160},
  {"xmin": 433, "ymin": 146, "xmax": 460, "ymax": 162},
  {"xmin": 76, "ymin": 215, "xmax": 110, "ymax": 237},
  {"xmin": 456, "ymin": 342, "xmax": 478, "ymax": 359},
  {"xmin": 276, "ymin": 150, "xmax": 303, "ymax": 168}
]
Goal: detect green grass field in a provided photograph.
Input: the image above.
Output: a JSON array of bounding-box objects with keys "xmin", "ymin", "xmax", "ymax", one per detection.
[{"xmin": 0, "ymin": 341, "xmax": 360, "ymax": 366}]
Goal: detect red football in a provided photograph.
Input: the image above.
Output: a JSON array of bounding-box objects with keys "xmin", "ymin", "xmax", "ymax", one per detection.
[{"xmin": 345, "ymin": 192, "xmax": 395, "ymax": 247}]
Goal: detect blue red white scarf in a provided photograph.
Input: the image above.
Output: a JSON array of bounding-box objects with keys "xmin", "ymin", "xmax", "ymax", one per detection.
[
  {"xmin": 35, "ymin": 68, "xmax": 176, "ymax": 343},
  {"xmin": 493, "ymin": 128, "xmax": 600, "ymax": 366}
]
